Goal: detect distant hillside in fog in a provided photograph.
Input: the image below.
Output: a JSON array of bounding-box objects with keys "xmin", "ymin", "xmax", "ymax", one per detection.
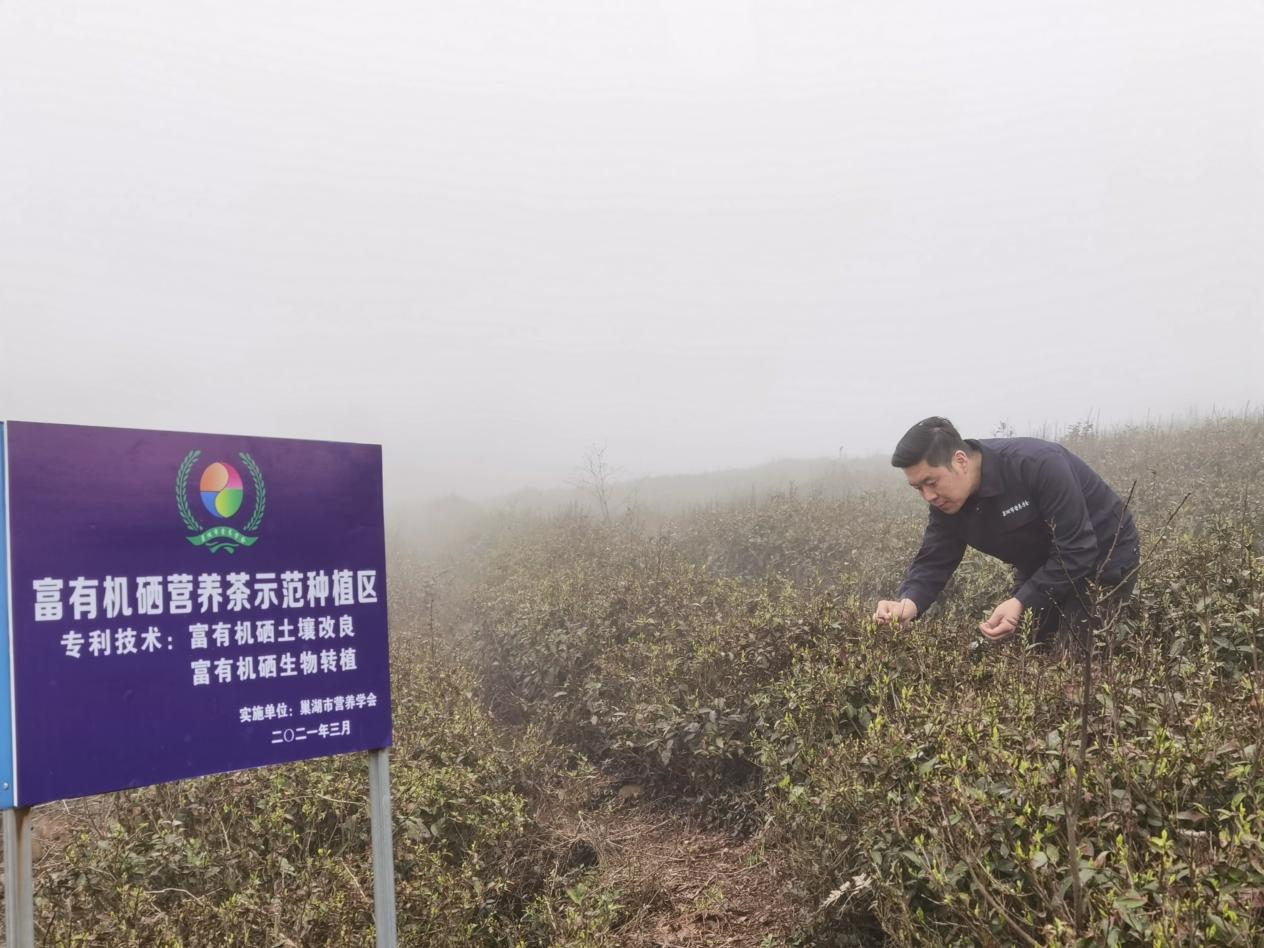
[
  {"xmin": 498, "ymin": 454, "xmax": 896, "ymax": 515},
  {"xmin": 389, "ymin": 453, "xmax": 900, "ymax": 555}
]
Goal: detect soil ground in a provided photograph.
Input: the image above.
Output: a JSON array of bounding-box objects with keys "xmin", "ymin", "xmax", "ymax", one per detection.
[{"xmin": 539, "ymin": 780, "xmax": 800, "ymax": 947}]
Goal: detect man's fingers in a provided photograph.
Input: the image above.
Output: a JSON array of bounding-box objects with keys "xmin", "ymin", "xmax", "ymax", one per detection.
[
  {"xmin": 979, "ymin": 617, "xmax": 1016, "ymax": 640},
  {"xmin": 874, "ymin": 599, "xmax": 917, "ymax": 626}
]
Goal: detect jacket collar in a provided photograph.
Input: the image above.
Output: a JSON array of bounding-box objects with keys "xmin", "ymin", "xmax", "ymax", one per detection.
[{"xmin": 967, "ymin": 439, "xmax": 1004, "ymax": 499}]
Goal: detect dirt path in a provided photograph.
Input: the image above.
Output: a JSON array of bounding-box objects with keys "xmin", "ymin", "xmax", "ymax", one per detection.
[{"xmin": 540, "ymin": 784, "xmax": 799, "ymax": 947}]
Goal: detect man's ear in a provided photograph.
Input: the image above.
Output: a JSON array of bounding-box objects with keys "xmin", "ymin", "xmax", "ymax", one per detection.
[{"xmin": 951, "ymin": 449, "xmax": 970, "ymax": 473}]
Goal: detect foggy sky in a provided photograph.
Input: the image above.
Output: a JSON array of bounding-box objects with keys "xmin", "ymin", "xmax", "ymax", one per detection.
[{"xmin": 2, "ymin": 1, "xmax": 1261, "ymax": 503}]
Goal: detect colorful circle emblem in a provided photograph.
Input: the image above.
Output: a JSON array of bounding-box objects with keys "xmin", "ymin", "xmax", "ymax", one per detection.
[{"xmin": 200, "ymin": 461, "xmax": 245, "ymax": 519}]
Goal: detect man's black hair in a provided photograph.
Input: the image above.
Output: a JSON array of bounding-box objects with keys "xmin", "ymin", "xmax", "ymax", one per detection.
[{"xmin": 891, "ymin": 417, "xmax": 970, "ymax": 469}]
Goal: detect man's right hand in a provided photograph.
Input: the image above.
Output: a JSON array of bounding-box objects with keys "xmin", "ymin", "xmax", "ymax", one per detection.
[{"xmin": 873, "ymin": 598, "xmax": 918, "ymax": 626}]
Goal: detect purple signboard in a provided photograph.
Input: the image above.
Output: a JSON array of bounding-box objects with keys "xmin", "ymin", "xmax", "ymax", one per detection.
[{"xmin": 0, "ymin": 421, "xmax": 392, "ymax": 808}]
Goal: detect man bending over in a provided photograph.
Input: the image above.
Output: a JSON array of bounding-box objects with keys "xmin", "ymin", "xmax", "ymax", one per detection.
[{"xmin": 873, "ymin": 417, "xmax": 1140, "ymax": 645}]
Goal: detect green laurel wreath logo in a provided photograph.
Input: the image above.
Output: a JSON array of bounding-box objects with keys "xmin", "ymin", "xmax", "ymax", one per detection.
[
  {"xmin": 239, "ymin": 451, "xmax": 267, "ymax": 532},
  {"xmin": 176, "ymin": 449, "xmax": 267, "ymax": 554},
  {"xmin": 176, "ymin": 449, "xmax": 202, "ymax": 532}
]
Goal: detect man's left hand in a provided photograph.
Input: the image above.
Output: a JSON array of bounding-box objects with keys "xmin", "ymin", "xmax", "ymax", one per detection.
[{"xmin": 980, "ymin": 597, "xmax": 1024, "ymax": 640}]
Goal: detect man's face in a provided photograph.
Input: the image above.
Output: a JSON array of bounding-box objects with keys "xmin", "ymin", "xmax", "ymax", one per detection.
[{"xmin": 904, "ymin": 452, "xmax": 973, "ymax": 514}]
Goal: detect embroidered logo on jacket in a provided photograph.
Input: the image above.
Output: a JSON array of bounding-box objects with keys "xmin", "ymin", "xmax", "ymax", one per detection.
[{"xmin": 1001, "ymin": 499, "xmax": 1031, "ymax": 518}]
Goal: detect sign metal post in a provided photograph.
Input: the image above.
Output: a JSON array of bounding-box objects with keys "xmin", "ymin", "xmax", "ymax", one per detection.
[
  {"xmin": 368, "ymin": 747, "xmax": 397, "ymax": 948},
  {"xmin": 3, "ymin": 806, "xmax": 35, "ymax": 948}
]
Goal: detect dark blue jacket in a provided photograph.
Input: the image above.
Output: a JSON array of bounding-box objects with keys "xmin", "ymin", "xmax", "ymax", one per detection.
[{"xmin": 896, "ymin": 438, "xmax": 1140, "ymax": 615}]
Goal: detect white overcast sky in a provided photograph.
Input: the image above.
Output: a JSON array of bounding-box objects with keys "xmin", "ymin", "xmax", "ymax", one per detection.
[{"xmin": 1, "ymin": 1, "xmax": 1261, "ymax": 502}]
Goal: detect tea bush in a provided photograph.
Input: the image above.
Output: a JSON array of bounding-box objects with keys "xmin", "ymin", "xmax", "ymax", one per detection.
[
  {"xmin": 758, "ymin": 569, "xmax": 1264, "ymax": 944},
  {"xmin": 33, "ymin": 648, "xmax": 607, "ymax": 946},
  {"xmin": 464, "ymin": 415, "xmax": 1264, "ymax": 942}
]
